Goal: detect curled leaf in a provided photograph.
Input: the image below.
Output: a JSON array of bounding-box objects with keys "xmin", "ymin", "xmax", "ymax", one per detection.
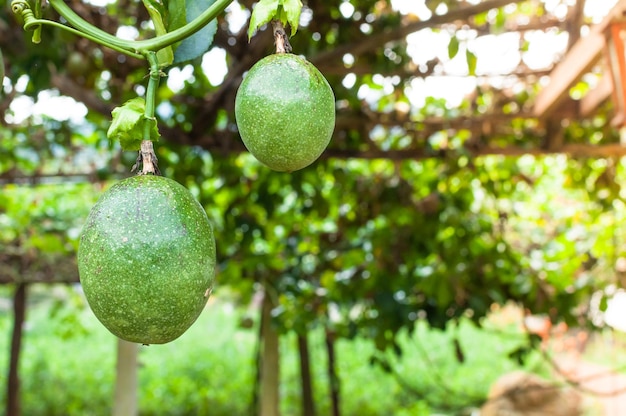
[{"xmin": 107, "ymin": 98, "xmax": 160, "ymax": 151}]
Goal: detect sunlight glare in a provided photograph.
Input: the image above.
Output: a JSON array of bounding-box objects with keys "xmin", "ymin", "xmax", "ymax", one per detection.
[
  {"xmin": 339, "ymin": 1, "xmax": 355, "ymax": 19},
  {"xmin": 390, "ymin": 0, "xmax": 432, "ymax": 20},
  {"xmin": 167, "ymin": 65, "xmax": 195, "ymax": 93},
  {"xmin": 8, "ymin": 90, "xmax": 87, "ymax": 124},
  {"xmin": 523, "ymin": 30, "xmax": 568, "ymax": 70},
  {"xmin": 201, "ymin": 47, "xmax": 228, "ymax": 86},
  {"xmin": 226, "ymin": 1, "xmax": 250, "ymax": 33}
]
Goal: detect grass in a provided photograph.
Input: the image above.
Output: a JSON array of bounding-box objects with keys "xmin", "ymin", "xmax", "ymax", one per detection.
[{"xmin": 0, "ymin": 284, "xmax": 544, "ymax": 415}]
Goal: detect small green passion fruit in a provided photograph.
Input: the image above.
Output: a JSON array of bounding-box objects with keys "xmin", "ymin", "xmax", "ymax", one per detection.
[
  {"xmin": 78, "ymin": 175, "xmax": 216, "ymax": 345},
  {"xmin": 235, "ymin": 53, "xmax": 336, "ymax": 172}
]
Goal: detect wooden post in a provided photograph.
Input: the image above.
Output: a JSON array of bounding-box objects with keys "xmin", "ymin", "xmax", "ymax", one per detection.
[
  {"xmin": 7, "ymin": 283, "xmax": 26, "ymax": 416},
  {"xmin": 297, "ymin": 333, "xmax": 315, "ymax": 416},
  {"xmin": 325, "ymin": 329, "xmax": 340, "ymax": 416},
  {"xmin": 113, "ymin": 339, "xmax": 139, "ymax": 416},
  {"xmin": 259, "ymin": 287, "xmax": 280, "ymax": 416}
]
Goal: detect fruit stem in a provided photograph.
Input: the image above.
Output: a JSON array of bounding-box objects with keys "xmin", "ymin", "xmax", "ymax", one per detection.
[
  {"xmin": 144, "ymin": 51, "xmax": 161, "ymax": 133},
  {"xmin": 137, "ymin": 52, "xmax": 161, "ymax": 175},
  {"xmin": 272, "ymin": 21, "xmax": 292, "ymax": 54},
  {"xmin": 137, "ymin": 140, "xmax": 160, "ymax": 175}
]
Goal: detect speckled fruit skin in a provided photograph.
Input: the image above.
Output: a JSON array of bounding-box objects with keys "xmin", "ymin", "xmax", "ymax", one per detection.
[
  {"xmin": 235, "ymin": 53, "xmax": 335, "ymax": 172},
  {"xmin": 78, "ymin": 175, "xmax": 215, "ymax": 344}
]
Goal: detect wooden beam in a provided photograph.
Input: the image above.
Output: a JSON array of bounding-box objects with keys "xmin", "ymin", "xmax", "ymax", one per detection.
[
  {"xmin": 533, "ymin": 0, "xmax": 626, "ymax": 118},
  {"xmin": 580, "ymin": 73, "xmax": 613, "ymax": 117},
  {"xmin": 533, "ymin": 34, "xmax": 603, "ymax": 118},
  {"xmin": 324, "ymin": 142, "xmax": 626, "ymax": 160}
]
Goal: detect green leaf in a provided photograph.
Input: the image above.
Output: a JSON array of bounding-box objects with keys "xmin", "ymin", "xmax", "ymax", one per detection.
[
  {"xmin": 473, "ymin": 11, "xmax": 488, "ymax": 26},
  {"xmin": 248, "ymin": 0, "xmax": 279, "ymax": 39},
  {"xmin": 466, "ymin": 48, "xmax": 477, "ymax": 76},
  {"xmin": 165, "ymin": 0, "xmax": 188, "ymax": 32},
  {"xmin": 143, "ymin": 0, "xmax": 174, "ymax": 67},
  {"xmin": 107, "ymin": 98, "xmax": 160, "ymax": 151},
  {"xmin": 493, "ymin": 8, "xmax": 506, "ymax": 33},
  {"xmin": 248, "ymin": 0, "xmax": 302, "ymax": 38},
  {"xmin": 279, "ymin": 0, "xmax": 302, "ymax": 35},
  {"xmin": 174, "ymin": 0, "xmax": 218, "ymax": 63},
  {"xmin": 447, "ymin": 35, "xmax": 459, "ymax": 60}
]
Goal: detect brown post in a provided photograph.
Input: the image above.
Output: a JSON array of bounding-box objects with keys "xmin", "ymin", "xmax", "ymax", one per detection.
[
  {"xmin": 259, "ymin": 287, "xmax": 280, "ymax": 416},
  {"xmin": 7, "ymin": 283, "xmax": 27, "ymax": 416},
  {"xmin": 297, "ymin": 333, "xmax": 315, "ymax": 416}
]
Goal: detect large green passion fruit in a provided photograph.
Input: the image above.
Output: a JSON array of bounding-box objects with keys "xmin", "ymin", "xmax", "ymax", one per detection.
[
  {"xmin": 235, "ymin": 53, "xmax": 335, "ymax": 172},
  {"xmin": 78, "ymin": 175, "xmax": 216, "ymax": 344}
]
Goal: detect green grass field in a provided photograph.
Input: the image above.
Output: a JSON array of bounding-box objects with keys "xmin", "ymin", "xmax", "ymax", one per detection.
[{"xmin": 0, "ymin": 284, "xmax": 545, "ymax": 415}]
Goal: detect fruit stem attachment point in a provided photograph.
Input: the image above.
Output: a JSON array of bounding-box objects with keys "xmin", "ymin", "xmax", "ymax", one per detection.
[
  {"xmin": 272, "ymin": 21, "xmax": 292, "ymax": 54},
  {"xmin": 133, "ymin": 140, "xmax": 160, "ymax": 175}
]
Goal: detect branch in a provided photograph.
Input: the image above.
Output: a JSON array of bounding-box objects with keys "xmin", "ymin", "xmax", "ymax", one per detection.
[
  {"xmin": 187, "ymin": 29, "xmax": 273, "ymax": 138},
  {"xmin": 50, "ymin": 72, "xmax": 114, "ymax": 116},
  {"xmin": 566, "ymin": 0, "xmax": 586, "ymax": 50}
]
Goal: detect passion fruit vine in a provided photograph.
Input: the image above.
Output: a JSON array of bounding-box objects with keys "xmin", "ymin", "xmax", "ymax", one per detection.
[
  {"xmin": 78, "ymin": 175, "xmax": 216, "ymax": 345},
  {"xmin": 235, "ymin": 53, "xmax": 336, "ymax": 172}
]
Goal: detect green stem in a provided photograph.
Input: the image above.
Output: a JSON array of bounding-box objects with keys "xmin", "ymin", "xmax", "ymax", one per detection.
[
  {"xmin": 46, "ymin": 0, "xmax": 232, "ymax": 56},
  {"xmin": 12, "ymin": 0, "xmax": 143, "ymax": 58},
  {"xmin": 45, "ymin": 0, "xmax": 136, "ymax": 51},
  {"xmin": 32, "ymin": 0, "xmax": 42, "ymax": 43},
  {"xmin": 143, "ymin": 51, "xmax": 160, "ymax": 141},
  {"xmin": 134, "ymin": 0, "xmax": 232, "ymax": 52},
  {"xmin": 29, "ymin": 19, "xmax": 143, "ymax": 59}
]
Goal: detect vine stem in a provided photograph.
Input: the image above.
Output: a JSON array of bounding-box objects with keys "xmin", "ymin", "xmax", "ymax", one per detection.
[
  {"xmin": 15, "ymin": 0, "xmax": 234, "ymax": 60},
  {"xmin": 138, "ymin": 51, "xmax": 161, "ymax": 175},
  {"xmin": 144, "ymin": 52, "xmax": 160, "ymax": 130}
]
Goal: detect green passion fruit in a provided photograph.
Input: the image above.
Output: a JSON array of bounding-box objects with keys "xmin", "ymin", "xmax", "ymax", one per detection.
[
  {"xmin": 78, "ymin": 175, "xmax": 216, "ymax": 344},
  {"xmin": 235, "ymin": 53, "xmax": 335, "ymax": 172}
]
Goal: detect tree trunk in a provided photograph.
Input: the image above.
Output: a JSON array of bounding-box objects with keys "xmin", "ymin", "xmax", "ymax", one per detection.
[
  {"xmin": 259, "ymin": 288, "xmax": 280, "ymax": 416},
  {"xmin": 113, "ymin": 339, "xmax": 139, "ymax": 416},
  {"xmin": 7, "ymin": 283, "xmax": 26, "ymax": 416},
  {"xmin": 325, "ymin": 329, "xmax": 340, "ymax": 416},
  {"xmin": 297, "ymin": 332, "xmax": 315, "ymax": 416}
]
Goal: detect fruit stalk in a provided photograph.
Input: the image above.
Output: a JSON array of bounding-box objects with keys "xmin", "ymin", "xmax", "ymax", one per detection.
[
  {"xmin": 272, "ymin": 21, "xmax": 292, "ymax": 54},
  {"xmin": 137, "ymin": 140, "xmax": 160, "ymax": 175}
]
